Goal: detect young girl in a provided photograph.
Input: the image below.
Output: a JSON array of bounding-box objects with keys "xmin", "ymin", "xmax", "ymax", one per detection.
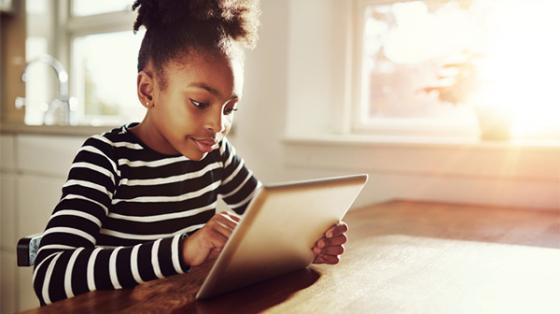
[{"xmin": 33, "ymin": 0, "xmax": 348, "ymax": 305}]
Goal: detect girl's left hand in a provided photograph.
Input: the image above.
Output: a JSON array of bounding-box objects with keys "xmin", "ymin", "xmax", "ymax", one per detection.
[{"xmin": 312, "ymin": 221, "xmax": 348, "ymax": 264}]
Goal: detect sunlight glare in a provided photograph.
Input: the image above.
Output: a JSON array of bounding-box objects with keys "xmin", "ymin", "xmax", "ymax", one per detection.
[{"xmin": 474, "ymin": 0, "xmax": 560, "ymax": 138}]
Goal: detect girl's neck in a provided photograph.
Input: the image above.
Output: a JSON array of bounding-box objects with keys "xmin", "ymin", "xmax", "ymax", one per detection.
[{"xmin": 129, "ymin": 115, "xmax": 179, "ymax": 156}]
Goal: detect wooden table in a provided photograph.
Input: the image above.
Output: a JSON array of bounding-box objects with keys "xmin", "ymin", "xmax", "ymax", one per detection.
[{"xmin": 23, "ymin": 200, "xmax": 560, "ymax": 313}]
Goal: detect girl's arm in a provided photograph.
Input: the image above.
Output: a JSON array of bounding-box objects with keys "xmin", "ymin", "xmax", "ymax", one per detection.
[
  {"xmin": 217, "ymin": 138, "xmax": 260, "ymax": 214},
  {"xmin": 32, "ymin": 136, "xmax": 189, "ymax": 305}
]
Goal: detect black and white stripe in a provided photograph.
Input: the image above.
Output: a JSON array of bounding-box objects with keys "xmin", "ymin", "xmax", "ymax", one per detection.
[{"xmin": 33, "ymin": 123, "xmax": 259, "ymax": 305}]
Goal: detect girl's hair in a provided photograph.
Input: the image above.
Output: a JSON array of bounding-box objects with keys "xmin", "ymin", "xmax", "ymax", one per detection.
[{"xmin": 132, "ymin": 0, "xmax": 260, "ymax": 85}]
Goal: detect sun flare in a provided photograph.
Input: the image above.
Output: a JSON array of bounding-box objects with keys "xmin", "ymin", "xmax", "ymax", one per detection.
[{"xmin": 473, "ymin": 0, "xmax": 560, "ymax": 138}]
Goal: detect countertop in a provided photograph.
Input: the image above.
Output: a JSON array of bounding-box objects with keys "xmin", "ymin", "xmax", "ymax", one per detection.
[{"xmin": 0, "ymin": 122, "xmax": 118, "ymax": 137}]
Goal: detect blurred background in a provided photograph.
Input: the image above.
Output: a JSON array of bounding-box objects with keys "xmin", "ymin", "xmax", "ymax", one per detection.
[{"xmin": 2, "ymin": 0, "xmax": 560, "ymax": 311}]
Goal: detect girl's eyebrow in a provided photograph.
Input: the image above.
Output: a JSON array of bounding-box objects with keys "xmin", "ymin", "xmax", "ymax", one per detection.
[{"xmin": 187, "ymin": 82, "xmax": 238, "ymax": 100}]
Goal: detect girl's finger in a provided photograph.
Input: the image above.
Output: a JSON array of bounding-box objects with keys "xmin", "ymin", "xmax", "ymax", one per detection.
[
  {"xmin": 326, "ymin": 234, "xmax": 347, "ymax": 246},
  {"xmin": 320, "ymin": 254, "xmax": 340, "ymax": 265},
  {"xmin": 208, "ymin": 227, "xmax": 229, "ymax": 243},
  {"xmin": 322, "ymin": 245, "xmax": 344, "ymax": 256},
  {"xmin": 312, "ymin": 246, "xmax": 321, "ymax": 255},
  {"xmin": 313, "ymin": 255, "xmax": 326, "ymax": 264},
  {"xmin": 208, "ymin": 247, "xmax": 222, "ymax": 259},
  {"xmin": 315, "ymin": 238, "xmax": 326, "ymax": 249},
  {"xmin": 324, "ymin": 225, "xmax": 336, "ymax": 238},
  {"xmin": 214, "ymin": 213, "xmax": 238, "ymax": 229},
  {"xmin": 332, "ymin": 223, "xmax": 348, "ymax": 236},
  {"xmin": 210, "ymin": 221, "xmax": 235, "ymax": 239},
  {"xmin": 325, "ymin": 222, "xmax": 348, "ymax": 238},
  {"xmin": 224, "ymin": 211, "xmax": 241, "ymax": 222}
]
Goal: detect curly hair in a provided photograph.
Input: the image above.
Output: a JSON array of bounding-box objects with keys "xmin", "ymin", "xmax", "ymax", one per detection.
[{"xmin": 132, "ymin": 0, "xmax": 260, "ymax": 85}]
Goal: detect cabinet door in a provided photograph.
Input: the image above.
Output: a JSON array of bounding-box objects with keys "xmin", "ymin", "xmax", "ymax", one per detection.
[
  {"xmin": 1, "ymin": 251, "xmax": 18, "ymax": 314},
  {"xmin": 1, "ymin": 135, "xmax": 18, "ymax": 313},
  {"xmin": 16, "ymin": 134, "xmax": 85, "ymax": 176},
  {"xmin": 17, "ymin": 262, "xmax": 38, "ymax": 311},
  {"xmin": 14, "ymin": 134, "xmax": 87, "ymax": 311},
  {"xmin": 0, "ymin": 135, "xmax": 16, "ymax": 172},
  {"xmin": 17, "ymin": 174, "xmax": 66, "ymax": 238},
  {"xmin": 1, "ymin": 174, "xmax": 17, "ymax": 250}
]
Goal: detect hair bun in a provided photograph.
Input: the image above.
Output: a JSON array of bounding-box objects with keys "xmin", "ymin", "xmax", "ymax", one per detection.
[
  {"xmin": 132, "ymin": 0, "xmax": 161, "ymax": 32},
  {"xmin": 133, "ymin": 0, "xmax": 259, "ymax": 47}
]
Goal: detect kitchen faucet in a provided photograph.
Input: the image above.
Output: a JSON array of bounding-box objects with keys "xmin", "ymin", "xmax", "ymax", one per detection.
[{"xmin": 16, "ymin": 54, "xmax": 76, "ymax": 125}]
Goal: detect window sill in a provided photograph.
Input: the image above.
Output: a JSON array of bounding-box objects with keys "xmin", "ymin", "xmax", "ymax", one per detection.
[
  {"xmin": 283, "ymin": 134, "xmax": 560, "ymax": 181},
  {"xmin": 284, "ymin": 133, "xmax": 560, "ymax": 151}
]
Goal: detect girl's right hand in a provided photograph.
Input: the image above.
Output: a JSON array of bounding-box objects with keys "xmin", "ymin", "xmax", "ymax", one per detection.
[{"xmin": 181, "ymin": 211, "xmax": 240, "ymax": 267}]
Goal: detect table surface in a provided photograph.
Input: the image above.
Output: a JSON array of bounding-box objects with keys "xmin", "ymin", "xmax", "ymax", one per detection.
[{"xmin": 23, "ymin": 200, "xmax": 560, "ymax": 314}]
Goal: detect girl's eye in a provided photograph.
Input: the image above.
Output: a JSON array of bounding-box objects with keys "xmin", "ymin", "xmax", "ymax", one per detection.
[
  {"xmin": 223, "ymin": 107, "xmax": 238, "ymax": 115},
  {"xmin": 190, "ymin": 98, "xmax": 209, "ymax": 109}
]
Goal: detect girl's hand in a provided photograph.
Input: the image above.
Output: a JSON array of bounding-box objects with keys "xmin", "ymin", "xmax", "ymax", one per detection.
[
  {"xmin": 181, "ymin": 211, "xmax": 240, "ymax": 267},
  {"xmin": 312, "ymin": 222, "xmax": 348, "ymax": 264}
]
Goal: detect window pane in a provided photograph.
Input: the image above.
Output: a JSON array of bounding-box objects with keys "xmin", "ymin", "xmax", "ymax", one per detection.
[
  {"xmin": 72, "ymin": 30, "xmax": 146, "ymax": 125},
  {"xmin": 72, "ymin": 0, "xmax": 132, "ymax": 16},
  {"xmin": 361, "ymin": 0, "xmax": 560, "ymax": 139},
  {"xmin": 25, "ymin": 0, "xmax": 57, "ymax": 125},
  {"xmin": 361, "ymin": 1, "xmax": 480, "ymax": 128},
  {"xmin": 24, "ymin": 38, "xmax": 51, "ymax": 125}
]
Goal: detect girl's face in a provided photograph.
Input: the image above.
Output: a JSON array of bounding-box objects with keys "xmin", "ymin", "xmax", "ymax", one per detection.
[{"xmin": 146, "ymin": 50, "xmax": 243, "ymax": 160}]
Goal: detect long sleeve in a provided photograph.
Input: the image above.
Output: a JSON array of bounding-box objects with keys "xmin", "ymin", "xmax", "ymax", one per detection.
[
  {"xmin": 217, "ymin": 138, "xmax": 260, "ymax": 215},
  {"xmin": 32, "ymin": 136, "xmax": 189, "ymax": 305}
]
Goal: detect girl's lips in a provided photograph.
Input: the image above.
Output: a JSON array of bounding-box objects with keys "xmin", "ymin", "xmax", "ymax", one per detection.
[{"xmin": 192, "ymin": 138, "xmax": 216, "ymax": 153}]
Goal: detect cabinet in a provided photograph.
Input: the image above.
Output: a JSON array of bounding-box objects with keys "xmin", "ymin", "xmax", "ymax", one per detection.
[
  {"xmin": 0, "ymin": 133, "xmax": 85, "ymax": 312},
  {"xmin": 1, "ymin": 135, "xmax": 16, "ymax": 314}
]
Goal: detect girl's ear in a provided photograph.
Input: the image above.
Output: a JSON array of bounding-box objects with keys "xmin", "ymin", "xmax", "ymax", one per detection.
[{"xmin": 137, "ymin": 70, "xmax": 155, "ymax": 109}]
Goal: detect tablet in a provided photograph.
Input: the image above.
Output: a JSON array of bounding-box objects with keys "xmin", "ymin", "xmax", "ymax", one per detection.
[{"xmin": 196, "ymin": 174, "xmax": 368, "ymax": 299}]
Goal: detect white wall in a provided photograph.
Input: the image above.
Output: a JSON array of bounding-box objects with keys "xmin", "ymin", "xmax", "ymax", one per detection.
[{"xmin": 229, "ymin": 0, "xmax": 288, "ymax": 182}]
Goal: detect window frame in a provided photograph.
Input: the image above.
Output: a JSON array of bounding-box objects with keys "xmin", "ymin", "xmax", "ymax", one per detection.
[{"xmin": 57, "ymin": 0, "xmax": 137, "ymax": 124}]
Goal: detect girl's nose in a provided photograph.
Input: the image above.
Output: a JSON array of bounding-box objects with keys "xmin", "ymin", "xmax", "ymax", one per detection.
[{"xmin": 206, "ymin": 111, "xmax": 226, "ymax": 134}]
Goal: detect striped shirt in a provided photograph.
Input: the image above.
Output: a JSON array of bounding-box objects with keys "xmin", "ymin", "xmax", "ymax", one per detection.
[{"xmin": 32, "ymin": 123, "xmax": 259, "ymax": 305}]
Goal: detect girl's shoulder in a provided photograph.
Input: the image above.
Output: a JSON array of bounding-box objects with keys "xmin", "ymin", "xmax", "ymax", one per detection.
[
  {"xmin": 217, "ymin": 136, "xmax": 235, "ymax": 156},
  {"xmin": 103, "ymin": 123, "xmax": 145, "ymax": 149},
  {"xmin": 78, "ymin": 123, "xmax": 145, "ymax": 160},
  {"xmin": 83, "ymin": 123, "xmax": 140, "ymax": 147}
]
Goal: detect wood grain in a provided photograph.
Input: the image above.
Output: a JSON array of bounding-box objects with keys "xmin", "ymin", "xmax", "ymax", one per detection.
[{"xmin": 21, "ymin": 200, "xmax": 560, "ymax": 313}]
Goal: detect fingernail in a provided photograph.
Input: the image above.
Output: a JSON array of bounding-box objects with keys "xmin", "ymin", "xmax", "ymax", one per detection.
[
  {"xmin": 326, "ymin": 230, "xmax": 333, "ymax": 238},
  {"xmin": 318, "ymin": 240, "xmax": 325, "ymax": 248}
]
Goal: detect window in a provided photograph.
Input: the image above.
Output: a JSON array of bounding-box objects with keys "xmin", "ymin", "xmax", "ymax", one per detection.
[
  {"xmin": 354, "ymin": 0, "xmax": 560, "ymax": 140},
  {"xmin": 71, "ymin": 0, "xmax": 132, "ymax": 16},
  {"xmin": 25, "ymin": 0, "xmax": 57, "ymax": 125},
  {"xmin": 25, "ymin": 0, "xmax": 144, "ymax": 126},
  {"xmin": 71, "ymin": 30, "xmax": 145, "ymax": 125}
]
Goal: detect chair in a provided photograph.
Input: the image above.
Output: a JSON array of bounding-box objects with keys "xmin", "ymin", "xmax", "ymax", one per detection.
[{"xmin": 17, "ymin": 234, "xmax": 42, "ymax": 267}]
